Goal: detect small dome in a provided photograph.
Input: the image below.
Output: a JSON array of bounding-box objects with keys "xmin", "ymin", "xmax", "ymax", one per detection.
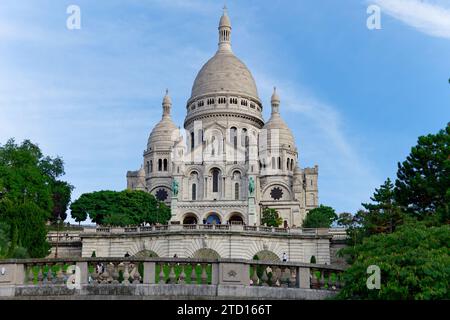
[
  {"xmin": 263, "ymin": 114, "xmax": 296, "ymax": 150},
  {"xmin": 219, "ymin": 13, "xmax": 231, "ymax": 28},
  {"xmin": 219, "ymin": 5, "xmax": 231, "ymax": 28},
  {"xmin": 271, "ymin": 87, "xmax": 280, "ymax": 104},
  {"xmin": 147, "ymin": 92, "xmax": 178, "ymax": 151},
  {"xmin": 190, "ymin": 51, "xmax": 259, "ymax": 100},
  {"xmin": 263, "ymin": 89, "xmax": 296, "ymax": 150},
  {"xmin": 147, "ymin": 118, "xmax": 178, "ymax": 151}
]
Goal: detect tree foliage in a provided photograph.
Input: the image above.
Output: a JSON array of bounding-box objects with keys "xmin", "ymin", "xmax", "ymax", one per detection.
[
  {"xmin": 343, "ymin": 178, "xmax": 405, "ymax": 244},
  {"xmin": 0, "ymin": 139, "xmax": 72, "ymax": 258},
  {"xmin": 337, "ymin": 125, "xmax": 450, "ymax": 299},
  {"xmin": 0, "ymin": 222, "xmax": 10, "ymax": 259},
  {"xmin": 302, "ymin": 205, "xmax": 337, "ymax": 228},
  {"xmin": 260, "ymin": 207, "xmax": 282, "ymax": 227},
  {"xmin": 70, "ymin": 190, "xmax": 171, "ymax": 226},
  {"xmin": 361, "ymin": 178, "xmax": 404, "ymax": 234},
  {"xmin": 51, "ymin": 180, "xmax": 74, "ymax": 222},
  {"xmin": 395, "ymin": 125, "xmax": 450, "ymax": 222},
  {"xmin": 336, "ymin": 222, "xmax": 450, "ymax": 300}
]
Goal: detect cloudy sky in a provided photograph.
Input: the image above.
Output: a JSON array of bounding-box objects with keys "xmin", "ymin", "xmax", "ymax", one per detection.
[{"xmin": 1, "ymin": 0, "xmax": 449, "ymax": 222}]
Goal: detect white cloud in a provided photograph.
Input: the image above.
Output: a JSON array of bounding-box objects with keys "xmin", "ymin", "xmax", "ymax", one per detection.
[{"xmin": 372, "ymin": 0, "xmax": 450, "ymax": 39}]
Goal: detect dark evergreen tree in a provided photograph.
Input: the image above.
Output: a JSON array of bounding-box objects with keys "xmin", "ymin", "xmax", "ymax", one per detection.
[{"xmin": 395, "ymin": 124, "xmax": 450, "ymax": 222}]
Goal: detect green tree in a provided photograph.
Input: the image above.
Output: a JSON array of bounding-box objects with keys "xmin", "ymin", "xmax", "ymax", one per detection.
[
  {"xmin": 337, "ymin": 222, "xmax": 450, "ymax": 300},
  {"xmin": 50, "ymin": 180, "xmax": 74, "ymax": 222},
  {"xmin": 395, "ymin": 124, "xmax": 450, "ymax": 222},
  {"xmin": 0, "ymin": 222, "xmax": 10, "ymax": 259},
  {"xmin": 2, "ymin": 201, "xmax": 50, "ymax": 258},
  {"xmin": 0, "ymin": 139, "xmax": 71, "ymax": 257},
  {"xmin": 70, "ymin": 190, "xmax": 171, "ymax": 226},
  {"xmin": 260, "ymin": 207, "xmax": 282, "ymax": 227},
  {"xmin": 337, "ymin": 212, "xmax": 353, "ymax": 228},
  {"xmin": 361, "ymin": 178, "xmax": 404, "ymax": 235},
  {"xmin": 302, "ymin": 205, "xmax": 337, "ymax": 228}
]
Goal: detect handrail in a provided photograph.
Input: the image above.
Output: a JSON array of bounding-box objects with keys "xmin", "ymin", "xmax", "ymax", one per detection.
[
  {"xmin": 0, "ymin": 256, "xmax": 346, "ymax": 299},
  {"xmin": 0, "ymin": 257, "xmax": 345, "ymax": 271},
  {"xmin": 89, "ymin": 224, "xmax": 328, "ymax": 236}
]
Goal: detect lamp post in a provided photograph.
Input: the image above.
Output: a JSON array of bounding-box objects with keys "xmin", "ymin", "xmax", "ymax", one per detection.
[{"xmin": 54, "ymin": 215, "xmax": 61, "ymax": 258}]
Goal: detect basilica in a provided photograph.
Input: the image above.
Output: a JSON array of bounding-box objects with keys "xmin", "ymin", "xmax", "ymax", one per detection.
[{"xmin": 127, "ymin": 9, "xmax": 319, "ymax": 228}]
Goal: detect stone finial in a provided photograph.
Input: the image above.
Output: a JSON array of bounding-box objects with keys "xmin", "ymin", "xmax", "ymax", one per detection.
[
  {"xmin": 162, "ymin": 89, "xmax": 172, "ymax": 117},
  {"xmin": 271, "ymin": 86, "xmax": 280, "ymax": 114}
]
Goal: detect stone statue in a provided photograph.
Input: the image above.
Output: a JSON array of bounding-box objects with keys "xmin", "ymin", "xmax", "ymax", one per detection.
[
  {"xmin": 248, "ymin": 177, "xmax": 255, "ymax": 196},
  {"xmin": 172, "ymin": 179, "xmax": 179, "ymax": 196}
]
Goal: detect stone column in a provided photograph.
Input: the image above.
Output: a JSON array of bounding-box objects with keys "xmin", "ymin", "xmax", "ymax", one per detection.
[
  {"xmin": 211, "ymin": 263, "xmax": 219, "ymax": 285},
  {"xmin": 143, "ymin": 262, "xmax": 156, "ymax": 284},
  {"xmin": 298, "ymin": 267, "xmax": 311, "ymax": 289},
  {"xmin": 76, "ymin": 261, "xmax": 88, "ymax": 285},
  {"xmin": 170, "ymin": 196, "xmax": 178, "ymax": 222},
  {"xmin": 248, "ymin": 196, "xmax": 256, "ymax": 226}
]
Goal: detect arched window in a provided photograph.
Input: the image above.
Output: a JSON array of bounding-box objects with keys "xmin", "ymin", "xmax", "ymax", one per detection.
[
  {"xmin": 158, "ymin": 159, "xmax": 162, "ymax": 171},
  {"xmin": 234, "ymin": 183, "xmax": 239, "ymax": 200},
  {"xmin": 163, "ymin": 159, "xmax": 168, "ymax": 171},
  {"xmin": 278, "ymin": 157, "xmax": 281, "ymax": 169},
  {"xmin": 191, "ymin": 132, "xmax": 195, "ymax": 149},
  {"xmin": 230, "ymin": 127, "xmax": 238, "ymax": 151},
  {"xmin": 241, "ymin": 128, "xmax": 247, "ymax": 146},
  {"xmin": 212, "ymin": 169, "xmax": 220, "ymax": 193},
  {"xmin": 192, "ymin": 183, "xmax": 197, "ymax": 200},
  {"xmin": 291, "ymin": 159, "xmax": 294, "ymax": 171},
  {"xmin": 287, "ymin": 158, "xmax": 290, "ymax": 171},
  {"xmin": 150, "ymin": 160, "xmax": 153, "ymax": 173},
  {"xmin": 146, "ymin": 161, "xmax": 150, "ymax": 174},
  {"xmin": 206, "ymin": 214, "xmax": 221, "ymax": 225}
]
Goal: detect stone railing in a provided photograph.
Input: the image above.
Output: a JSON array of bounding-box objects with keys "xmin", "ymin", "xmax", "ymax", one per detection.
[
  {"xmin": 0, "ymin": 258, "xmax": 345, "ymax": 299},
  {"xmin": 87, "ymin": 224, "xmax": 329, "ymax": 236},
  {"xmin": 47, "ymin": 233, "xmax": 81, "ymax": 243},
  {"xmin": 329, "ymin": 228, "xmax": 348, "ymax": 241}
]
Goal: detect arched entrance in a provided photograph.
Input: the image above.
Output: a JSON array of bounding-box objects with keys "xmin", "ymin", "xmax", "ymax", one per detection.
[
  {"xmin": 253, "ymin": 250, "xmax": 280, "ymax": 262},
  {"xmin": 228, "ymin": 214, "xmax": 244, "ymax": 225},
  {"xmin": 205, "ymin": 213, "xmax": 221, "ymax": 225},
  {"xmin": 192, "ymin": 248, "xmax": 220, "ymax": 259},
  {"xmin": 183, "ymin": 214, "xmax": 198, "ymax": 225},
  {"xmin": 133, "ymin": 250, "xmax": 159, "ymax": 258}
]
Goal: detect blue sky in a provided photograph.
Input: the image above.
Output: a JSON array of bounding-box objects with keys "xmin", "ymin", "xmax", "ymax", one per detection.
[{"xmin": 1, "ymin": 0, "xmax": 449, "ymax": 223}]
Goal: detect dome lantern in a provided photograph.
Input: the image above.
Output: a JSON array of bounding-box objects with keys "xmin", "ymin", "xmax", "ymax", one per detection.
[
  {"xmin": 218, "ymin": 5, "xmax": 232, "ymax": 53},
  {"xmin": 271, "ymin": 86, "xmax": 280, "ymax": 114},
  {"xmin": 162, "ymin": 89, "xmax": 172, "ymax": 118}
]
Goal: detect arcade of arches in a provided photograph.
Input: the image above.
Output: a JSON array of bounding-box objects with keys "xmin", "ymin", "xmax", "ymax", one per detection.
[{"xmin": 182, "ymin": 213, "xmax": 244, "ymax": 225}]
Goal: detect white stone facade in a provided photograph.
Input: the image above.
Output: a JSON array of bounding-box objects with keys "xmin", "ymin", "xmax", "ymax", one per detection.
[
  {"xmin": 127, "ymin": 9, "xmax": 319, "ymax": 228},
  {"xmin": 81, "ymin": 226, "xmax": 331, "ymax": 263}
]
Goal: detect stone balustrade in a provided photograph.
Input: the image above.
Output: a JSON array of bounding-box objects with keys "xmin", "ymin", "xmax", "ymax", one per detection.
[
  {"xmin": 85, "ymin": 224, "xmax": 328, "ymax": 236},
  {"xmin": 0, "ymin": 257, "xmax": 345, "ymax": 299}
]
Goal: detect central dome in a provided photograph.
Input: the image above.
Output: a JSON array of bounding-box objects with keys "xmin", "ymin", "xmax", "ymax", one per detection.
[
  {"xmin": 189, "ymin": 8, "xmax": 259, "ymax": 102},
  {"xmin": 190, "ymin": 51, "xmax": 259, "ymax": 100}
]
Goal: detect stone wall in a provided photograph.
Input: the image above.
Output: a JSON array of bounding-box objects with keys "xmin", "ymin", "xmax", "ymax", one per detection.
[{"xmin": 80, "ymin": 227, "xmax": 332, "ymax": 264}]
